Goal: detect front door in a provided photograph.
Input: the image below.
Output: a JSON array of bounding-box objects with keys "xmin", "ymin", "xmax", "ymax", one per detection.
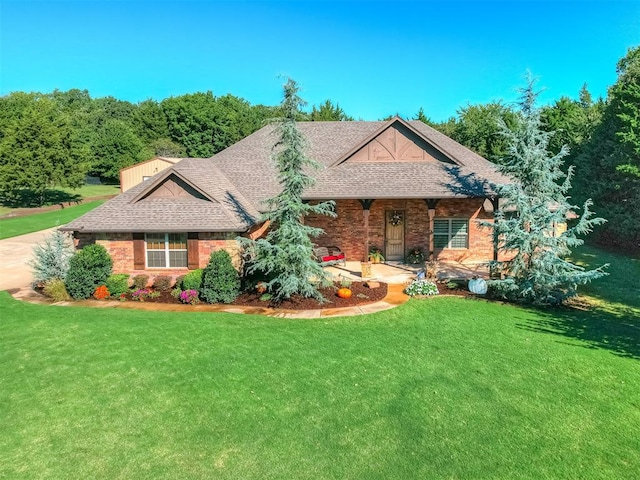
[{"xmin": 385, "ymin": 210, "xmax": 405, "ymax": 261}]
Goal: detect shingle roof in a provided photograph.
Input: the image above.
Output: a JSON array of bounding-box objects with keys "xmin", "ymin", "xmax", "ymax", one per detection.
[{"xmin": 65, "ymin": 118, "xmax": 509, "ymax": 233}]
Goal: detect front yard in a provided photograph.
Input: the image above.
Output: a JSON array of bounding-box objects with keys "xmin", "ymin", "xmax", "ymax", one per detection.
[{"xmin": 0, "ymin": 247, "xmax": 638, "ymax": 479}]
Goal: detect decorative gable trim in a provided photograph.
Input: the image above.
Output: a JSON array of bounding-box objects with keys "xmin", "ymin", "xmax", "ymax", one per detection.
[
  {"xmin": 331, "ymin": 116, "xmax": 463, "ymax": 167},
  {"xmin": 129, "ymin": 168, "xmax": 215, "ymax": 204}
]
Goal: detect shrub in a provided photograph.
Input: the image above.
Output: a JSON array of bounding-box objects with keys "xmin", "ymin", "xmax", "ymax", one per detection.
[
  {"xmin": 405, "ymin": 247, "xmax": 425, "ymax": 265},
  {"xmin": 43, "ymin": 279, "xmax": 71, "ymax": 302},
  {"xmin": 106, "ymin": 274, "xmax": 130, "ymax": 297},
  {"xmin": 29, "ymin": 230, "xmax": 75, "ymax": 285},
  {"xmin": 153, "ymin": 275, "xmax": 173, "ymax": 292},
  {"xmin": 181, "ymin": 269, "xmax": 203, "ymax": 291},
  {"xmin": 132, "ymin": 274, "xmax": 149, "ymax": 290},
  {"xmin": 404, "ymin": 280, "xmax": 439, "ymax": 297},
  {"xmin": 93, "ymin": 285, "xmax": 110, "ymax": 300},
  {"xmin": 171, "ymin": 287, "xmax": 182, "ymax": 299},
  {"xmin": 174, "ymin": 275, "xmax": 186, "ymax": 289},
  {"xmin": 200, "ymin": 250, "xmax": 240, "ymax": 304},
  {"xmin": 131, "ymin": 288, "xmax": 151, "ymax": 301},
  {"xmin": 179, "ymin": 289, "xmax": 200, "ymax": 305},
  {"xmin": 65, "ymin": 244, "xmax": 113, "ymax": 300}
]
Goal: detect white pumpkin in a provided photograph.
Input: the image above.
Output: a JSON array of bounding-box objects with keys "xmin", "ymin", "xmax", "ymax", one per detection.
[{"xmin": 468, "ymin": 277, "xmax": 488, "ymax": 295}]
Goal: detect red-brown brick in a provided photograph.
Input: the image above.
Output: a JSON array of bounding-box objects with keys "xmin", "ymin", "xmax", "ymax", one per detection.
[{"xmin": 306, "ymin": 198, "xmax": 501, "ymax": 262}]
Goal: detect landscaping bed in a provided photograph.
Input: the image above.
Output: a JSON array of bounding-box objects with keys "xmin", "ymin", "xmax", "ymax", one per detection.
[{"xmin": 108, "ymin": 281, "xmax": 389, "ymax": 310}]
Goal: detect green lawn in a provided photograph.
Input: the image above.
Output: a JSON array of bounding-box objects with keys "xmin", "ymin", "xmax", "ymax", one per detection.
[
  {"xmin": 0, "ymin": 184, "xmax": 119, "ymax": 216},
  {"xmin": 0, "ymin": 200, "xmax": 104, "ymax": 239},
  {"xmin": 1, "ymin": 248, "xmax": 638, "ymax": 479}
]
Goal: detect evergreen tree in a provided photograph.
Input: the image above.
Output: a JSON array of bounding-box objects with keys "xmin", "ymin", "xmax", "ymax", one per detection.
[
  {"xmin": 238, "ymin": 79, "xmax": 336, "ymax": 303},
  {"xmin": 574, "ymin": 46, "xmax": 640, "ymax": 251},
  {"xmin": 200, "ymin": 250, "xmax": 240, "ymax": 304},
  {"xmin": 310, "ymin": 100, "xmax": 353, "ymax": 121},
  {"xmin": 0, "ymin": 95, "xmax": 89, "ymax": 205},
  {"xmin": 486, "ymin": 76, "xmax": 607, "ymax": 305}
]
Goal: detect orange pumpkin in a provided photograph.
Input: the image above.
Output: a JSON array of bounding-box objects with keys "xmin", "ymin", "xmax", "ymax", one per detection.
[{"xmin": 337, "ymin": 288, "xmax": 352, "ymax": 299}]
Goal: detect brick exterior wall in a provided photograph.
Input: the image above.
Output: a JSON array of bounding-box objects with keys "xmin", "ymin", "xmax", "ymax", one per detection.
[
  {"xmin": 74, "ymin": 232, "xmax": 242, "ymax": 286},
  {"xmin": 306, "ymin": 198, "xmax": 499, "ymax": 263},
  {"xmin": 73, "ymin": 197, "xmax": 508, "ymax": 285}
]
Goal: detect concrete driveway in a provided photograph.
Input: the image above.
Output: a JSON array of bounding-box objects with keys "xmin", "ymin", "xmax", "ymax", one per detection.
[{"xmin": 0, "ymin": 228, "xmax": 57, "ymax": 291}]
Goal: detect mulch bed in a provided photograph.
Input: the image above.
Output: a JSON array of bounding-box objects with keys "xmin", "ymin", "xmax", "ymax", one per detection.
[
  {"xmin": 111, "ymin": 281, "xmax": 389, "ymax": 310},
  {"xmin": 231, "ymin": 281, "xmax": 389, "ymax": 310},
  {"xmin": 53, "ymin": 281, "xmax": 481, "ymax": 311}
]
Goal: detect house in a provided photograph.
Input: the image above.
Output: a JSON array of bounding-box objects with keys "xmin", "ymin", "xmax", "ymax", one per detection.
[
  {"xmin": 62, "ymin": 117, "xmax": 510, "ymax": 277},
  {"xmin": 119, "ymin": 156, "xmax": 184, "ymax": 192}
]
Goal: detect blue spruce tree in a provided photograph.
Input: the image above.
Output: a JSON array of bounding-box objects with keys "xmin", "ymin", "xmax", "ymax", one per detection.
[
  {"xmin": 487, "ymin": 75, "xmax": 608, "ymax": 305},
  {"xmin": 238, "ymin": 79, "xmax": 336, "ymax": 303}
]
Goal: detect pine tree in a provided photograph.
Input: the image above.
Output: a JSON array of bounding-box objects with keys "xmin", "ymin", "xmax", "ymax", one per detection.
[
  {"xmin": 573, "ymin": 46, "xmax": 640, "ymax": 250},
  {"xmin": 238, "ymin": 79, "xmax": 336, "ymax": 303},
  {"xmin": 486, "ymin": 75, "xmax": 608, "ymax": 305}
]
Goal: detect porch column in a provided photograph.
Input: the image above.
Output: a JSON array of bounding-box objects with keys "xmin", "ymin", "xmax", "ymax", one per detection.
[
  {"xmin": 424, "ymin": 199, "xmax": 439, "ymax": 261},
  {"xmin": 359, "ymin": 199, "xmax": 375, "ymax": 262}
]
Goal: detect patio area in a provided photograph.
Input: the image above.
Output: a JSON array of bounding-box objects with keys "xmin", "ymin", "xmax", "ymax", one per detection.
[{"xmin": 324, "ymin": 260, "xmax": 490, "ymax": 285}]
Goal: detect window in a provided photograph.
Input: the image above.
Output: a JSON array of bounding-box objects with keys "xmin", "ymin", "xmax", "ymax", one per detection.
[
  {"xmin": 145, "ymin": 233, "xmax": 187, "ymax": 268},
  {"xmin": 433, "ymin": 219, "xmax": 469, "ymax": 249}
]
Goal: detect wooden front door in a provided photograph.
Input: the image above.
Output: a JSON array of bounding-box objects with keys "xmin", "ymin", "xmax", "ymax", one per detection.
[{"xmin": 385, "ymin": 210, "xmax": 405, "ymax": 261}]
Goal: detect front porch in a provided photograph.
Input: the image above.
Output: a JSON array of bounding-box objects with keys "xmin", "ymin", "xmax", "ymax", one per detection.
[{"xmin": 323, "ymin": 259, "xmax": 490, "ymax": 285}]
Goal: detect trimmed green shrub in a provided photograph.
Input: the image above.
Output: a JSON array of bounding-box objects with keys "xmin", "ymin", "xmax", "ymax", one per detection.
[
  {"xmin": 29, "ymin": 230, "xmax": 75, "ymax": 285},
  {"xmin": 43, "ymin": 279, "xmax": 71, "ymax": 302},
  {"xmin": 153, "ymin": 275, "xmax": 172, "ymax": 292},
  {"xmin": 132, "ymin": 274, "xmax": 149, "ymax": 290},
  {"xmin": 201, "ymin": 250, "xmax": 240, "ymax": 304},
  {"xmin": 174, "ymin": 275, "xmax": 186, "ymax": 289},
  {"xmin": 65, "ymin": 244, "xmax": 113, "ymax": 300},
  {"xmin": 181, "ymin": 269, "xmax": 203, "ymax": 291},
  {"xmin": 106, "ymin": 274, "xmax": 130, "ymax": 297}
]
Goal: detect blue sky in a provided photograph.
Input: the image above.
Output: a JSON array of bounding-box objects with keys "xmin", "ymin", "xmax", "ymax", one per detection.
[{"xmin": 1, "ymin": 0, "xmax": 638, "ymax": 121}]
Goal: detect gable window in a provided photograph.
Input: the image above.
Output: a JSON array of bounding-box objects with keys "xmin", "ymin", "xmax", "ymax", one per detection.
[
  {"xmin": 145, "ymin": 233, "xmax": 188, "ymax": 268},
  {"xmin": 433, "ymin": 219, "xmax": 469, "ymax": 249}
]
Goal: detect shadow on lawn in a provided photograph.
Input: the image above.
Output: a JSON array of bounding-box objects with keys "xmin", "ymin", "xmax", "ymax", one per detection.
[
  {"xmin": 519, "ymin": 303, "xmax": 640, "ymax": 361},
  {"xmin": 0, "ymin": 189, "xmax": 81, "ymax": 208}
]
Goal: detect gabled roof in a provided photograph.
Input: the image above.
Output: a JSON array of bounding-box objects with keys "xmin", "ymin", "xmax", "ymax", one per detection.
[
  {"xmin": 63, "ymin": 158, "xmax": 260, "ymax": 233},
  {"xmin": 65, "ymin": 118, "xmax": 509, "ymax": 233},
  {"xmin": 119, "ymin": 156, "xmax": 183, "ymax": 173}
]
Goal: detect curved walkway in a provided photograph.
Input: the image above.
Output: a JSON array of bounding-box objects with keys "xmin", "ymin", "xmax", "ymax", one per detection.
[{"xmin": 9, "ymin": 283, "xmax": 410, "ymax": 318}]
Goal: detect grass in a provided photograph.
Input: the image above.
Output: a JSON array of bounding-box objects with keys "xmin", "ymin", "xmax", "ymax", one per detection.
[
  {"xmin": 0, "ymin": 184, "xmax": 119, "ymax": 216},
  {"xmin": 1, "ymin": 247, "xmax": 638, "ymax": 479},
  {"xmin": 0, "ymin": 201, "xmax": 104, "ymax": 239}
]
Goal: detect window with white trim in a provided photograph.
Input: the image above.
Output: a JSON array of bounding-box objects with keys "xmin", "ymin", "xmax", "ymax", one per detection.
[
  {"xmin": 145, "ymin": 233, "xmax": 188, "ymax": 268},
  {"xmin": 433, "ymin": 219, "xmax": 469, "ymax": 249}
]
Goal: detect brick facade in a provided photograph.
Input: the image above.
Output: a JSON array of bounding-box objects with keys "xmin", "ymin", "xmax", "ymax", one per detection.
[
  {"xmin": 75, "ymin": 231, "xmax": 242, "ymax": 285},
  {"xmin": 306, "ymin": 198, "xmax": 498, "ymax": 263},
  {"xmin": 74, "ymin": 197, "xmax": 505, "ymax": 285}
]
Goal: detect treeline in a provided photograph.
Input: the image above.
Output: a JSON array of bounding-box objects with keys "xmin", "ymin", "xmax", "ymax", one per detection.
[
  {"xmin": 0, "ymin": 47, "xmax": 637, "ymax": 250},
  {"xmin": 415, "ymin": 47, "xmax": 638, "ymax": 252},
  {"xmin": 0, "ymin": 90, "xmax": 351, "ymax": 204}
]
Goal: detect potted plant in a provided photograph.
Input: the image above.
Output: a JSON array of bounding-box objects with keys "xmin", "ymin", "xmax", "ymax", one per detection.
[
  {"xmin": 405, "ymin": 247, "xmax": 425, "ymax": 265},
  {"xmin": 368, "ymin": 246, "xmax": 385, "ymax": 264}
]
